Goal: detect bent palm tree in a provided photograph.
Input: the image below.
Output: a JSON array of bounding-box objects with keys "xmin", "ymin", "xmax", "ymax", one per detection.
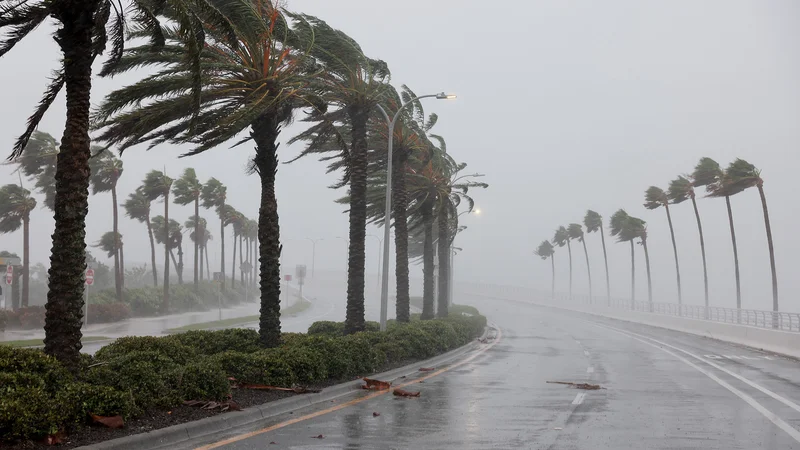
[
  {"xmin": 628, "ymin": 215, "xmax": 652, "ymax": 307},
  {"xmin": 152, "ymin": 216, "xmax": 184, "ymax": 284},
  {"xmin": 185, "ymin": 216, "xmax": 209, "ymax": 281},
  {"xmin": 94, "ymin": 231, "xmax": 123, "ymax": 263},
  {"xmin": 123, "ymin": 188, "xmax": 158, "ymax": 286},
  {"xmin": 668, "ymin": 176, "xmax": 709, "ymax": 313},
  {"xmin": 172, "ymin": 168, "xmax": 203, "ymax": 289},
  {"xmin": 534, "ymin": 240, "xmax": 556, "ymax": 299},
  {"xmin": 584, "ymin": 210, "xmax": 610, "ymax": 304},
  {"xmin": 141, "ymin": 170, "xmax": 173, "ymax": 312},
  {"xmin": 0, "ymin": 185, "xmax": 36, "ymax": 307},
  {"xmin": 568, "ymin": 223, "xmax": 591, "ymax": 303},
  {"xmin": 201, "ymin": 178, "xmax": 227, "ymax": 290},
  {"xmin": 89, "ymin": 150, "xmax": 124, "ymax": 302},
  {"xmin": 610, "ymin": 209, "xmax": 636, "ymax": 306},
  {"xmin": 644, "ymin": 186, "xmax": 681, "ymax": 306},
  {"xmin": 552, "ymin": 226, "xmax": 571, "ymax": 300},
  {"xmin": 16, "ymin": 131, "xmax": 59, "ymax": 211}
]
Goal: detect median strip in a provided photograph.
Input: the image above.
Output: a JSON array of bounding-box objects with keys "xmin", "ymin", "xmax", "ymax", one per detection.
[{"xmin": 165, "ymin": 298, "xmax": 311, "ymax": 333}]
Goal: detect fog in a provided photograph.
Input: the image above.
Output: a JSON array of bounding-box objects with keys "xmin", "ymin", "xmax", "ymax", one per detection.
[{"xmin": 1, "ymin": 0, "xmax": 799, "ymax": 312}]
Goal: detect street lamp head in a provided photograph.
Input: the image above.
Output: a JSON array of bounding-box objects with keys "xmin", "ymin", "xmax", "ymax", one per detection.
[
  {"xmin": 436, "ymin": 92, "xmax": 457, "ymax": 100},
  {"xmin": 474, "ymin": 208, "xmax": 482, "ymax": 215}
]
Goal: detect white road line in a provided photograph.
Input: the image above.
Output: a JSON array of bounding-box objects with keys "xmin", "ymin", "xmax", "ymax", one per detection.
[
  {"xmin": 571, "ymin": 392, "xmax": 586, "ymax": 405},
  {"xmin": 583, "ymin": 350, "xmax": 590, "ymax": 357},
  {"xmin": 587, "ymin": 366, "xmax": 594, "ymax": 374},
  {"xmin": 594, "ymin": 323, "xmax": 800, "ymax": 415},
  {"xmin": 592, "ymin": 323, "xmax": 800, "ymax": 443}
]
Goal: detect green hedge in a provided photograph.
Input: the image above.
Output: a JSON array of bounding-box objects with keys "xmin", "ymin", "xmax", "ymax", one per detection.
[{"xmin": 1, "ymin": 306, "xmax": 485, "ymax": 444}]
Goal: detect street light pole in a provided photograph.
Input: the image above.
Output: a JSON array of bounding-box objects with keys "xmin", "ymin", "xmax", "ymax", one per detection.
[{"xmin": 375, "ymin": 92, "xmax": 455, "ymax": 331}]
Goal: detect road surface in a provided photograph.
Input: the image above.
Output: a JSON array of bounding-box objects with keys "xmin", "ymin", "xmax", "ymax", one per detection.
[{"xmin": 182, "ymin": 294, "xmax": 800, "ymax": 449}]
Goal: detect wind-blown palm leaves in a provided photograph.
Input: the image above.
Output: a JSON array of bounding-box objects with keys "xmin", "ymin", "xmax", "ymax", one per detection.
[
  {"xmin": 185, "ymin": 216, "xmax": 210, "ymax": 281},
  {"xmin": 141, "ymin": 170, "xmax": 173, "ymax": 311},
  {"xmin": 227, "ymin": 210, "xmax": 246, "ymax": 289},
  {"xmin": 288, "ymin": 14, "xmax": 391, "ymax": 333},
  {"xmin": 173, "ymin": 168, "xmax": 203, "ymax": 289},
  {"xmin": 152, "ymin": 216, "xmax": 184, "ymax": 285},
  {"xmin": 123, "ymin": 188, "xmax": 158, "ymax": 286},
  {"xmin": 89, "ymin": 150, "xmax": 124, "ymax": 302},
  {"xmin": 0, "ymin": 184, "xmax": 36, "ymax": 307},
  {"xmin": 668, "ymin": 175, "xmax": 709, "ymax": 312},
  {"xmin": 534, "ymin": 240, "xmax": 556, "ymax": 299},
  {"xmin": 94, "ymin": 231, "xmax": 123, "ymax": 259},
  {"xmin": 567, "ymin": 223, "xmax": 591, "ymax": 303},
  {"xmin": 552, "ymin": 226, "xmax": 572, "ymax": 300},
  {"xmin": 15, "ymin": 131, "xmax": 58, "ymax": 211},
  {"xmin": 201, "ymin": 178, "xmax": 227, "ymax": 290},
  {"xmin": 610, "ymin": 209, "xmax": 636, "ymax": 305},
  {"xmin": 644, "ymin": 186, "xmax": 681, "ymax": 306},
  {"xmin": 93, "ymin": 0, "xmax": 315, "ymax": 346},
  {"xmin": 584, "ymin": 210, "xmax": 610, "ymax": 304}
]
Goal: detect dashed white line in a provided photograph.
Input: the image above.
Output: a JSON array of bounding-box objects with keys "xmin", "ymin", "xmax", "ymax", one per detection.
[
  {"xmin": 583, "ymin": 350, "xmax": 590, "ymax": 357},
  {"xmin": 571, "ymin": 392, "xmax": 586, "ymax": 405},
  {"xmin": 587, "ymin": 366, "xmax": 594, "ymax": 374}
]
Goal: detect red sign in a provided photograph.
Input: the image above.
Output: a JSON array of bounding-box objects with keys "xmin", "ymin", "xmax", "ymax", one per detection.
[
  {"xmin": 5, "ymin": 274, "xmax": 11, "ymax": 285},
  {"xmin": 85, "ymin": 268, "xmax": 95, "ymax": 286},
  {"xmin": 6, "ymin": 265, "xmax": 12, "ymax": 275},
  {"xmin": 284, "ymin": 274, "xmax": 292, "ymax": 282}
]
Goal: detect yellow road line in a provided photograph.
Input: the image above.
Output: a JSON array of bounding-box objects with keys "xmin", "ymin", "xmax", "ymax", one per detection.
[{"xmin": 197, "ymin": 326, "xmax": 503, "ymax": 449}]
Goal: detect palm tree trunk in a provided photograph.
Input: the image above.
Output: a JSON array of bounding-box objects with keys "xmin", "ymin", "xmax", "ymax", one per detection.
[
  {"xmin": 169, "ymin": 249, "xmax": 178, "ymax": 276},
  {"xmin": 630, "ymin": 240, "xmax": 635, "ymax": 308},
  {"xmin": 22, "ymin": 214, "xmax": 30, "ymax": 308},
  {"xmin": 757, "ymin": 183, "xmax": 779, "ymax": 324},
  {"xmin": 581, "ymin": 238, "xmax": 592, "ymax": 304},
  {"xmin": 725, "ymin": 196, "xmax": 742, "ymax": 312},
  {"xmin": 220, "ymin": 205, "xmax": 226, "ymax": 292},
  {"xmin": 345, "ymin": 108, "xmax": 369, "ymax": 334},
  {"xmin": 119, "ymin": 244, "xmax": 125, "ymax": 293},
  {"xmin": 204, "ymin": 244, "xmax": 210, "ymax": 279},
  {"xmin": 199, "ymin": 244, "xmax": 205, "ymax": 281},
  {"xmin": 146, "ymin": 214, "xmax": 158, "ymax": 287},
  {"xmin": 111, "ymin": 184, "xmax": 122, "ymax": 303},
  {"xmin": 690, "ymin": 194, "xmax": 709, "ymax": 317},
  {"xmin": 231, "ymin": 231, "xmax": 237, "ymax": 289},
  {"xmin": 599, "ymin": 225, "xmax": 611, "ymax": 305},
  {"xmin": 550, "ymin": 254, "xmax": 555, "ymax": 299},
  {"xmin": 43, "ymin": 10, "xmax": 97, "ymax": 370},
  {"xmin": 252, "ymin": 116, "xmax": 282, "ymax": 348},
  {"xmin": 239, "ymin": 234, "xmax": 244, "ymax": 286},
  {"xmin": 176, "ymin": 242, "xmax": 184, "ymax": 285},
  {"xmin": 642, "ymin": 239, "xmax": 653, "ymax": 308},
  {"xmin": 162, "ymin": 192, "xmax": 170, "ymax": 313},
  {"xmin": 437, "ymin": 208, "xmax": 449, "ymax": 318},
  {"xmin": 664, "ymin": 204, "xmax": 682, "ymax": 307},
  {"xmin": 566, "ymin": 240, "xmax": 573, "ymax": 300},
  {"xmin": 393, "ymin": 153, "xmax": 411, "ymax": 322},
  {"xmin": 193, "ymin": 199, "xmax": 199, "ymax": 289},
  {"xmin": 421, "ymin": 199, "xmax": 435, "ymax": 320}
]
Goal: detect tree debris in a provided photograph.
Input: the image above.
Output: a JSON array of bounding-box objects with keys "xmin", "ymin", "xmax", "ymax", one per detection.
[
  {"xmin": 91, "ymin": 414, "xmax": 124, "ymax": 429},
  {"xmin": 418, "ymin": 367, "xmax": 435, "ymax": 372},
  {"xmin": 372, "ymin": 412, "xmax": 381, "ymax": 417},
  {"xmin": 238, "ymin": 384, "xmax": 320, "ymax": 394},
  {"xmin": 311, "ymin": 434, "xmax": 325, "ymax": 439},
  {"xmin": 361, "ymin": 378, "xmax": 391, "ymax": 390},
  {"xmin": 183, "ymin": 399, "xmax": 242, "ymax": 411},
  {"xmin": 546, "ymin": 381, "xmax": 604, "ymax": 390},
  {"xmin": 393, "ymin": 388, "xmax": 421, "ymax": 397}
]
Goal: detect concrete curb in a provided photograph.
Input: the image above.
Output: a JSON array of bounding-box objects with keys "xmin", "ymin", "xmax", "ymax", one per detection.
[{"xmin": 78, "ymin": 326, "xmax": 491, "ymax": 450}]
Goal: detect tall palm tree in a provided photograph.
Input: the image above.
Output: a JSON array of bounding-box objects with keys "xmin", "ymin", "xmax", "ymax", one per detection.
[
  {"xmin": 93, "ymin": 2, "xmax": 312, "ymax": 346},
  {"xmin": 534, "ymin": 240, "xmax": 556, "ymax": 299},
  {"xmin": 721, "ymin": 159, "xmax": 778, "ymax": 315},
  {"xmin": 1, "ymin": 0, "xmax": 223, "ymax": 371},
  {"xmin": 141, "ymin": 170, "xmax": 173, "ymax": 312},
  {"xmin": 201, "ymin": 178, "xmax": 227, "ymax": 290},
  {"xmin": 692, "ymin": 157, "xmax": 741, "ymax": 310},
  {"xmin": 94, "ymin": 231, "xmax": 123, "ymax": 267},
  {"xmin": 88, "ymin": 150, "xmax": 124, "ymax": 302},
  {"xmin": 0, "ymin": 184, "xmax": 36, "ymax": 307},
  {"xmin": 668, "ymin": 176, "xmax": 709, "ymax": 312},
  {"xmin": 122, "ymin": 188, "xmax": 158, "ymax": 287},
  {"xmin": 16, "ymin": 131, "xmax": 58, "ymax": 211},
  {"xmin": 185, "ymin": 216, "xmax": 209, "ymax": 281},
  {"xmin": 288, "ymin": 15, "xmax": 391, "ymax": 333},
  {"xmin": 152, "ymin": 216, "xmax": 184, "ymax": 284},
  {"xmin": 644, "ymin": 186, "xmax": 681, "ymax": 306},
  {"xmin": 584, "ymin": 210, "xmax": 610, "ymax": 304},
  {"xmin": 172, "ymin": 168, "xmax": 203, "ymax": 289},
  {"xmin": 610, "ymin": 209, "xmax": 636, "ymax": 306},
  {"xmin": 552, "ymin": 226, "xmax": 572, "ymax": 300},
  {"xmin": 568, "ymin": 223, "xmax": 591, "ymax": 303},
  {"xmin": 628, "ymin": 214, "xmax": 652, "ymax": 307},
  {"xmin": 228, "ymin": 210, "xmax": 245, "ymax": 289}
]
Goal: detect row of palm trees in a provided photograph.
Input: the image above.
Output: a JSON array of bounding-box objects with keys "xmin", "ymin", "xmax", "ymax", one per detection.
[
  {"xmin": 534, "ymin": 157, "xmax": 777, "ymax": 314},
  {"xmin": 1, "ymin": 0, "xmax": 484, "ymax": 369}
]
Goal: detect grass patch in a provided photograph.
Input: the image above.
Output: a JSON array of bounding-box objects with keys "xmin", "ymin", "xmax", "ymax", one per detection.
[
  {"xmin": 166, "ymin": 298, "xmax": 312, "ymax": 333},
  {"xmin": 1, "ymin": 336, "xmax": 110, "ymax": 348}
]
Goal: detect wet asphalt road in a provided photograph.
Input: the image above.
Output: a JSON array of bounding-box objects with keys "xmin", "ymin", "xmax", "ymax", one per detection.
[{"xmin": 186, "ymin": 295, "xmax": 800, "ymax": 450}]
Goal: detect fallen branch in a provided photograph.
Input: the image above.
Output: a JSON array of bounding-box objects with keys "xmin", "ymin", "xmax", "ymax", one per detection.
[
  {"xmin": 362, "ymin": 378, "xmax": 391, "ymax": 391},
  {"xmin": 546, "ymin": 381, "xmax": 604, "ymax": 390},
  {"xmin": 393, "ymin": 388, "xmax": 421, "ymax": 397}
]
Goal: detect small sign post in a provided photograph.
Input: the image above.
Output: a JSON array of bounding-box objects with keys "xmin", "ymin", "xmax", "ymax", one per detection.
[
  {"xmin": 295, "ymin": 265, "xmax": 307, "ymax": 301},
  {"xmin": 84, "ymin": 268, "xmax": 94, "ymax": 325}
]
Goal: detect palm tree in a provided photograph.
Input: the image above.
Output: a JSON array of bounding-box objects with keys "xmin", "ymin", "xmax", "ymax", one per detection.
[
  {"xmin": 228, "ymin": 210, "xmax": 246, "ymax": 289},
  {"xmin": 552, "ymin": 226, "xmax": 572, "ymax": 299},
  {"xmin": 568, "ymin": 223, "xmax": 591, "ymax": 303},
  {"xmin": 122, "ymin": 188, "xmax": 158, "ymax": 287},
  {"xmin": 644, "ymin": 186, "xmax": 682, "ymax": 306},
  {"xmin": 1, "ymin": 0, "xmax": 223, "ymax": 371},
  {"xmin": 288, "ymin": 15, "xmax": 391, "ymax": 333},
  {"xmin": 534, "ymin": 240, "xmax": 556, "ymax": 299},
  {"xmin": 152, "ymin": 216, "xmax": 184, "ymax": 284},
  {"xmin": 0, "ymin": 185, "xmax": 36, "ymax": 307},
  {"xmin": 628, "ymin": 214, "xmax": 652, "ymax": 307},
  {"xmin": 584, "ymin": 210, "xmax": 610, "ymax": 304},
  {"xmin": 94, "ymin": 231, "xmax": 123, "ymax": 268},
  {"xmin": 201, "ymin": 178, "xmax": 227, "ymax": 290},
  {"xmin": 721, "ymin": 159, "xmax": 778, "ymax": 316},
  {"xmin": 692, "ymin": 157, "xmax": 741, "ymax": 311},
  {"xmin": 141, "ymin": 170, "xmax": 173, "ymax": 312},
  {"xmin": 172, "ymin": 168, "xmax": 203, "ymax": 289},
  {"xmin": 15, "ymin": 131, "xmax": 59, "ymax": 211},
  {"xmin": 668, "ymin": 176, "xmax": 709, "ymax": 313},
  {"xmin": 88, "ymin": 150, "xmax": 124, "ymax": 302},
  {"xmin": 93, "ymin": 0, "xmax": 313, "ymax": 348},
  {"xmin": 185, "ymin": 216, "xmax": 209, "ymax": 282},
  {"xmin": 610, "ymin": 209, "xmax": 636, "ymax": 306}
]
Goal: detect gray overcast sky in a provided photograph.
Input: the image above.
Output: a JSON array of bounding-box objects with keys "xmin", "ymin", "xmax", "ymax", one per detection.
[{"xmin": 1, "ymin": 0, "xmax": 799, "ymax": 311}]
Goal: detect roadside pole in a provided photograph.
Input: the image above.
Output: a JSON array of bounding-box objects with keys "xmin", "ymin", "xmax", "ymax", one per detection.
[
  {"xmin": 84, "ymin": 267, "xmax": 95, "ymax": 326},
  {"xmin": 295, "ymin": 265, "xmax": 307, "ymax": 304}
]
